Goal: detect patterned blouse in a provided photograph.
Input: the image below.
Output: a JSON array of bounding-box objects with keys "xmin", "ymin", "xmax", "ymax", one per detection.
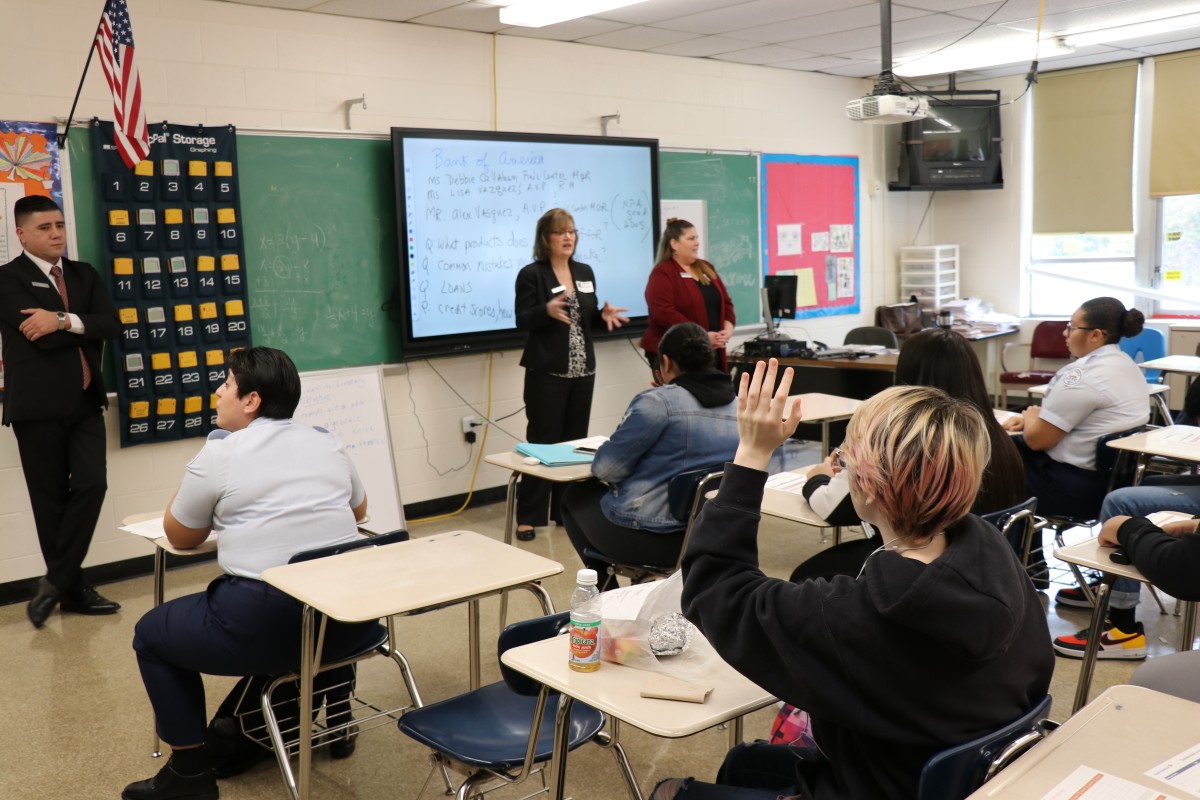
[{"xmin": 551, "ymin": 292, "xmax": 593, "ymax": 379}]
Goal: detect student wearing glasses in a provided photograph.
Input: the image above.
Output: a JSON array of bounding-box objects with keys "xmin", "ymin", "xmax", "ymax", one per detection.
[
  {"xmin": 513, "ymin": 208, "xmax": 628, "ymax": 541},
  {"xmin": 652, "ymin": 365, "xmax": 1052, "ymax": 800}
]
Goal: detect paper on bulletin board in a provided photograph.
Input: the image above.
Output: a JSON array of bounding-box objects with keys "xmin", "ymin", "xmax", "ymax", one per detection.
[
  {"xmin": 660, "ymin": 199, "xmax": 708, "ymax": 260},
  {"xmin": 777, "ymin": 223, "xmax": 803, "ymax": 256},
  {"xmin": 811, "ymin": 231, "xmax": 829, "ymax": 252},
  {"xmin": 796, "ymin": 268, "xmax": 818, "ymax": 307}
]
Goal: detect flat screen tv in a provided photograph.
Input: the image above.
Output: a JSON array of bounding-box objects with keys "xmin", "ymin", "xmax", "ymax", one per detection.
[
  {"xmin": 892, "ymin": 90, "xmax": 1002, "ymax": 191},
  {"xmin": 392, "ymin": 128, "xmax": 659, "ymax": 359}
]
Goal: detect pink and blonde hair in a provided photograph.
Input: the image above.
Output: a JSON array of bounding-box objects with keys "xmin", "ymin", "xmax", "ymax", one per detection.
[{"xmin": 842, "ymin": 385, "xmax": 990, "ymax": 542}]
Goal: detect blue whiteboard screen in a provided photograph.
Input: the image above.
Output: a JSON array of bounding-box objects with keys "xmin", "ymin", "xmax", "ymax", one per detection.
[{"xmin": 393, "ymin": 128, "xmax": 658, "ymax": 358}]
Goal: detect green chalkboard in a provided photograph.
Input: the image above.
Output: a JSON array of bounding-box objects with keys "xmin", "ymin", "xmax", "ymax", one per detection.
[
  {"xmin": 659, "ymin": 152, "xmax": 761, "ymax": 325},
  {"xmin": 237, "ymin": 135, "xmax": 402, "ymax": 370}
]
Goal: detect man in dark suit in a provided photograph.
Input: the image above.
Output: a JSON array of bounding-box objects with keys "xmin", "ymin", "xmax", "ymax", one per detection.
[{"xmin": 0, "ymin": 195, "xmax": 121, "ymax": 628}]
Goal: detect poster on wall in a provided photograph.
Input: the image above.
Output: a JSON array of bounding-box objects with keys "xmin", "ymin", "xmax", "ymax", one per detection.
[
  {"xmin": 760, "ymin": 154, "xmax": 859, "ymax": 319},
  {"xmin": 0, "ymin": 120, "xmax": 66, "ymax": 391},
  {"xmin": 91, "ymin": 119, "xmax": 251, "ymax": 447}
]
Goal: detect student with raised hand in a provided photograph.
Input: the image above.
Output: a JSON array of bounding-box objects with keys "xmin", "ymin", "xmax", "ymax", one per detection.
[
  {"xmin": 122, "ymin": 347, "xmax": 378, "ymax": 800},
  {"xmin": 513, "ymin": 208, "xmax": 628, "ymax": 541},
  {"xmin": 642, "ymin": 217, "xmax": 735, "ymax": 375},
  {"xmin": 654, "ymin": 362, "xmax": 1052, "ymax": 800},
  {"xmin": 792, "ymin": 327, "xmax": 1026, "ymax": 583}
]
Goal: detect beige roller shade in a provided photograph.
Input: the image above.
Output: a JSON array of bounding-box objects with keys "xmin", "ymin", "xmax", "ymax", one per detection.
[
  {"xmin": 1151, "ymin": 50, "xmax": 1200, "ymax": 197},
  {"xmin": 1033, "ymin": 62, "xmax": 1137, "ymax": 233}
]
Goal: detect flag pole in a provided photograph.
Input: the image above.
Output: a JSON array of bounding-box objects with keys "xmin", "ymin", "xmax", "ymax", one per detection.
[{"xmin": 59, "ymin": 6, "xmax": 107, "ymax": 149}]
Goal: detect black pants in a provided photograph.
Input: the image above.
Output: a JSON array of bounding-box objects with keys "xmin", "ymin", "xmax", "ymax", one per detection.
[
  {"xmin": 12, "ymin": 394, "xmax": 107, "ymax": 593},
  {"xmin": 1015, "ymin": 437, "xmax": 1108, "ymax": 519},
  {"xmin": 133, "ymin": 575, "xmax": 379, "ymax": 746},
  {"xmin": 560, "ymin": 481, "xmax": 685, "ymax": 575},
  {"xmin": 517, "ymin": 370, "xmax": 594, "ymax": 527}
]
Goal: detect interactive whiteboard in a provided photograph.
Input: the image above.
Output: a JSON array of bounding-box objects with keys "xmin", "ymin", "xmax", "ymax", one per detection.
[
  {"xmin": 294, "ymin": 367, "xmax": 404, "ymax": 535},
  {"xmin": 393, "ymin": 128, "xmax": 659, "ymax": 358}
]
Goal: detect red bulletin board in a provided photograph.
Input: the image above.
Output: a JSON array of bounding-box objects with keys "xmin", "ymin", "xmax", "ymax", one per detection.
[{"xmin": 760, "ymin": 155, "xmax": 860, "ymax": 318}]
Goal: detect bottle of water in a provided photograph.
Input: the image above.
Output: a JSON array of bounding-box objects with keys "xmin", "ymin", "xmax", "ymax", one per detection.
[{"xmin": 568, "ymin": 568, "xmax": 602, "ymax": 672}]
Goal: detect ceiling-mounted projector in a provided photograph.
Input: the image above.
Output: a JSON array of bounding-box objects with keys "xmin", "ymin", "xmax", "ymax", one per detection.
[{"xmin": 846, "ymin": 94, "xmax": 929, "ymax": 124}]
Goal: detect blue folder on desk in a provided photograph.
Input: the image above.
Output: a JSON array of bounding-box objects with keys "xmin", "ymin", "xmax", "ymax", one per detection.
[{"xmin": 514, "ymin": 443, "xmax": 594, "ymax": 466}]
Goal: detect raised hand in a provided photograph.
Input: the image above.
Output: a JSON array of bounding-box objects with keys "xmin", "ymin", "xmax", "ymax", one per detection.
[
  {"xmin": 733, "ymin": 358, "xmax": 802, "ymax": 471},
  {"xmin": 600, "ymin": 301, "xmax": 629, "ymax": 331}
]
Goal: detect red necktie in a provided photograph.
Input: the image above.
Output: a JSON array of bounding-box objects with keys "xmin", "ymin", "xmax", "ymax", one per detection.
[{"xmin": 49, "ymin": 265, "xmax": 91, "ymax": 390}]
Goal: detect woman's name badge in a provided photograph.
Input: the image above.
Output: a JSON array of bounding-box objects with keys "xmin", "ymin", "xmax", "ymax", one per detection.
[
  {"xmin": 679, "ymin": 272, "xmax": 692, "ymax": 279},
  {"xmin": 576, "ymin": 281, "xmax": 594, "ymax": 293},
  {"xmin": 551, "ymin": 285, "xmax": 566, "ymax": 294}
]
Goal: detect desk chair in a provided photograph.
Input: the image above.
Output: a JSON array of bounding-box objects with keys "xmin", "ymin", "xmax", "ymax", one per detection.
[
  {"xmin": 1040, "ymin": 428, "xmax": 1151, "ymax": 601},
  {"xmin": 998, "ymin": 321, "xmax": 1069, "ymax": 408},
  {"xmin": 1120, "ymin": 327, "xmax": 1167, "ymax": 383},
  {"xmin": 979, "ymin": 498, "xmax": 1048, "ymax": 589},
  {"xmin": 583, "ymin": 464, "xmax": 724, "ymax": 585},
  {"xmin": 1131, "ymin": 651, "xmax": 1200, "ymax": 703},
  {"xmin": 917, "ymin": 695, "xmax": 1055, "ymax": 800},
  {"xmin": 843, "ymin": 326, "xmax": 898, "ymax": 349},
  {"xmin": 239, "ymin": 530, "xmax": 424, "ymax": 798},
  {"xmin": 397, "ymin": 611, "xmax": 637, "ymax": 800}
]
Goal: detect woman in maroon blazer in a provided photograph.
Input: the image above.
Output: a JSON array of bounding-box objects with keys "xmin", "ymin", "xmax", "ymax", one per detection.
[{"xmin": 641, "ymin": 218, "xmax": 735, "ymax": 375}]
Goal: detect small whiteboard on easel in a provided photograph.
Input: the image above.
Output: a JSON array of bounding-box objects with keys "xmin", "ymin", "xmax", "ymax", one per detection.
[
  {"xmin": 295, "ymin": 366, "xmax": 404, "ymax": 535},
  {"xmin": 660, "ymin": 199, "xmax": 709, "ymax": 260}
]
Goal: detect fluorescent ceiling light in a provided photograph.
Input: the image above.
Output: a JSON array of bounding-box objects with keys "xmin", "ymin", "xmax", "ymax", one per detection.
[
  {"xmin": 1062, "ymin": 12, "xmax": 1200, "ymax": 47},
  {"xmin": 895, "ymin": 38, "xmax": 1073, "ymax": 77},
  {"xmin": 499, "ymin": 0, "xmax": 650, "ymax": 28}
]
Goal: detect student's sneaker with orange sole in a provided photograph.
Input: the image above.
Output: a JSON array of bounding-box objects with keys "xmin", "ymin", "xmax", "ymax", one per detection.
[{"xmin": 1052, "ymin": 621, "xmax": 1147, "ymax": 660}]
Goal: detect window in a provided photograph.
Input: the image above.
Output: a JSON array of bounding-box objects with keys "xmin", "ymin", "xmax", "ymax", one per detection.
[
  {"xmin": 1028, "ymin": 233, "xmax": 1136, "ymax": 316},
  {"xmin": 1158, "ymin": 194, "xmax": 1200, "ymax": 315}
]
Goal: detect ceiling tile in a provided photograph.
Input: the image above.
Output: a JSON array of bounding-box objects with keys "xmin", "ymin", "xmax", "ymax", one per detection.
[
  {"xmin": 723, "ymin": 4, "xmax": 927, "ymax": 45},
  {"xmin": 710, "ymin": 43, "xmax": 820, "ymax": 64},
  {"xmin": 594, "ymin": 0, "xmax": 759, "ymax": 26},
  {"xmin": 223, "ymin": 0, "xmax": 327, "ymax": 9},
  {"xmin": 773, "ymin": 54, "xmax": 876, "ymax": 72},
  {"xmin": 499, "ymin": 17, "xmax": 631, "ymax": 40},
  {"xmin": 1126, "ymin": 35, "xmax": 1200, "ymax": 54},
  {"xmin": 783, "ymin": 27, "xmax": 885, "ymax": 56},
  {"xmin": 413, "ymin": 3, "xmax": 506, "ymax": 32},
  {"xmin": 309, "ymin": 0, "xmax": 468, "ymax": 21},
  {"xmin": 578, "ymin": 25, "xmax": 700, "ymax": 49},
  {"xmin": 820, "ymin": 59, "xmax": 883, "ymax": 77},
  {"xmin": 657, "ymin": 0, "xmax": 869, "ymax": 36},
  {"xmin": 649, "ymin": 35, "xmax": 756, "ymax": 57}
]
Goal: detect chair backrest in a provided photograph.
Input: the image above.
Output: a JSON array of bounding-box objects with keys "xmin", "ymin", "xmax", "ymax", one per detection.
[
  {"xmin": 497, "ymin": 611, "xmax": 571, "ymax": 696},
  {"xmin": 287, "ymin": 528, "xmax": 410, "ymax": 564},
  {"xmin": 844, "ymin": 326, "xmax": 899, "ymax": 349},
  {"xmin": 667, "ymin": 463, "xmax": 727, "ymax": 522},
  {"xmin": 1119, "ymin": 327, "xmax": 1167, "ymax": 382},
  {"xmin": 1029, "ymin": 321, "xmax": 1070, "ymax": 360},
  {"xmin": 1096, "ymin": 426, "xmax": 1149, "ymax": 492},
  {"xmin": 917, "ymin": 695, "xmax": 1053, "ymax": 800},
  {"xmin": 978, "ymin": 497, "xmax": 1040, "ymax": 563}
]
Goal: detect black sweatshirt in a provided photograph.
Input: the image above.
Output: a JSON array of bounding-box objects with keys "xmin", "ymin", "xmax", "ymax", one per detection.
[
  {"xmin": 1117, "ymin": 517, "xmax": 1200, "ymax": 600},
  {"xmin": 681, "ymin": 463, "xmax": 1054, "ymax": 800}
]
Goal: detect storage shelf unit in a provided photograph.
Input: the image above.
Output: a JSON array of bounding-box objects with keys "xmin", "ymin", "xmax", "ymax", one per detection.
[{"xmin": 899, "ymin": 245, "xmax": 959, "ymax": 310}]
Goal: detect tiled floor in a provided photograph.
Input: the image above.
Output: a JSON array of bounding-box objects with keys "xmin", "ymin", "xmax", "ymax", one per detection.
[{"xmin": 0, "ymin": 501, "xmax": 1184, "ymax": 800}]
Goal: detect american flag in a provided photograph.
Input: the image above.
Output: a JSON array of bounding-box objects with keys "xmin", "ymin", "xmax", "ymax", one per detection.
[{"xmin": 94, "ymin": 0, "xmax": 149, "ymax": 168}]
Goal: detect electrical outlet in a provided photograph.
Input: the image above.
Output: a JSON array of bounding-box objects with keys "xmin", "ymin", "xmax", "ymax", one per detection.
[{"xmin": 461, "ymin": 415, "xmax": 475, "ymax": 435}]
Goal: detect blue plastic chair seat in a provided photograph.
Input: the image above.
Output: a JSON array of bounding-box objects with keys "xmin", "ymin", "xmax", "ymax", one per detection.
[
  {"xmin": 1119, "ymin": 327, "xmax": 1167, "ymax": 383},
  {"xmin": 398, "ymin": 681, "xmax": 604, "ymax": 770}
]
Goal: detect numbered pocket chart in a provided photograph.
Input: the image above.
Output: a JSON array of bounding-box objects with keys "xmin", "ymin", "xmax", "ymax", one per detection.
[{"xmin": 91, "ymin": 119, "xmax": 251, "ymax": 446}]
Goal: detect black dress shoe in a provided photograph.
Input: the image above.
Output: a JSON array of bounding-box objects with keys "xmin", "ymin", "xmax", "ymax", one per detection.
[
  {"xmin": 60, "ymin": 585, "xmax": 121, "ymax": 615},
  {"xmin": 122, "ymin": 757, "xmax": 218, "ymax": 800},
  {"xmin": 27, "ymin": 578, "xmax": 60, "ymax": 629},
  {"xmin": 516, "ymin": 527, "xmax": 536, "ymax": 542},
  {"xmin": 329, "ymin": 724, "xmax": 358, "ymax": 759}
]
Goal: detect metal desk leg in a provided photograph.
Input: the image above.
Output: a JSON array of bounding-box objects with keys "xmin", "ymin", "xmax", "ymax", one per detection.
[
  {"xmin": 296, "ymin": 604, "xmax": 318, "ymax": 800},
  {"xmin": 549, "ymin": 693, "xmax": 577, "ymax": 800},
  {"xmin": 499, "ymin": 470, "xmax": 520, "ymax": 629},
  {"xmin": 727, "ymin": 715, "xmax": 744, "ymax": 749},
  {"xmin": 1153, "ymin": 393, "xmax": 1173, "ymax": 427},
  {"xmin": 151, "ymin": 547, "xmax": 167, "ymax": 758},
  {"xmin": 468, "ymin": 599, "xmax": 481, "ymax": 690},
  {"xmin": 1072, "ymin": 578, "xmax": 1114, "ymax": 714},
  {"xmin": 1182, "ymin": 600, "xmax": 1197, "ymax": 652},
  {"xmin": 595, "ymin": 719, "xmax": 642, "ymax": 800},
  {"xmin": 821, "ymin": 421, "xmax": 830, "ymax": 459}
]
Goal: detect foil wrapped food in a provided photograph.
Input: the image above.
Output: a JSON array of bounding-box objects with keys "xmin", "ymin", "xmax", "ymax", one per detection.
[{"xmin": 648, "ymin": 612, "xmax": 693, "ymax": 656}]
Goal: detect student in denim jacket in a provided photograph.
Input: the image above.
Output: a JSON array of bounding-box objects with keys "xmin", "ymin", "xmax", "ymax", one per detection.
[{"xmin": 561, "ymin": 322, "xmax": 797, "ymax": 582}]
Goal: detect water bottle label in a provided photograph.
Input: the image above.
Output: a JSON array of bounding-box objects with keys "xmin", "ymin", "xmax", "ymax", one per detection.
[{"xmin": 569, "ymin": 618, "xmax": 601, "ymax": 666}]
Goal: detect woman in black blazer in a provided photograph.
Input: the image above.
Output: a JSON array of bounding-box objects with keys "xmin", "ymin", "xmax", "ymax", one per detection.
[{"xmin": 513, "ymin": 208, "xmax": 628, "ymax": 540}]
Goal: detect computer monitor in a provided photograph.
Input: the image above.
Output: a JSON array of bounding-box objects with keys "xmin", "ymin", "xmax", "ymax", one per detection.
[{"xmin": 764, "ymin": 274, "xmax": 797, "ymax": 319}]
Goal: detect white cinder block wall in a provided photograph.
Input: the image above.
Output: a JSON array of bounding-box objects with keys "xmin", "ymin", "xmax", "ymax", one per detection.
[{"xmin": 0, "ymin": 0, "xmax": 947, "ymax": 585}]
